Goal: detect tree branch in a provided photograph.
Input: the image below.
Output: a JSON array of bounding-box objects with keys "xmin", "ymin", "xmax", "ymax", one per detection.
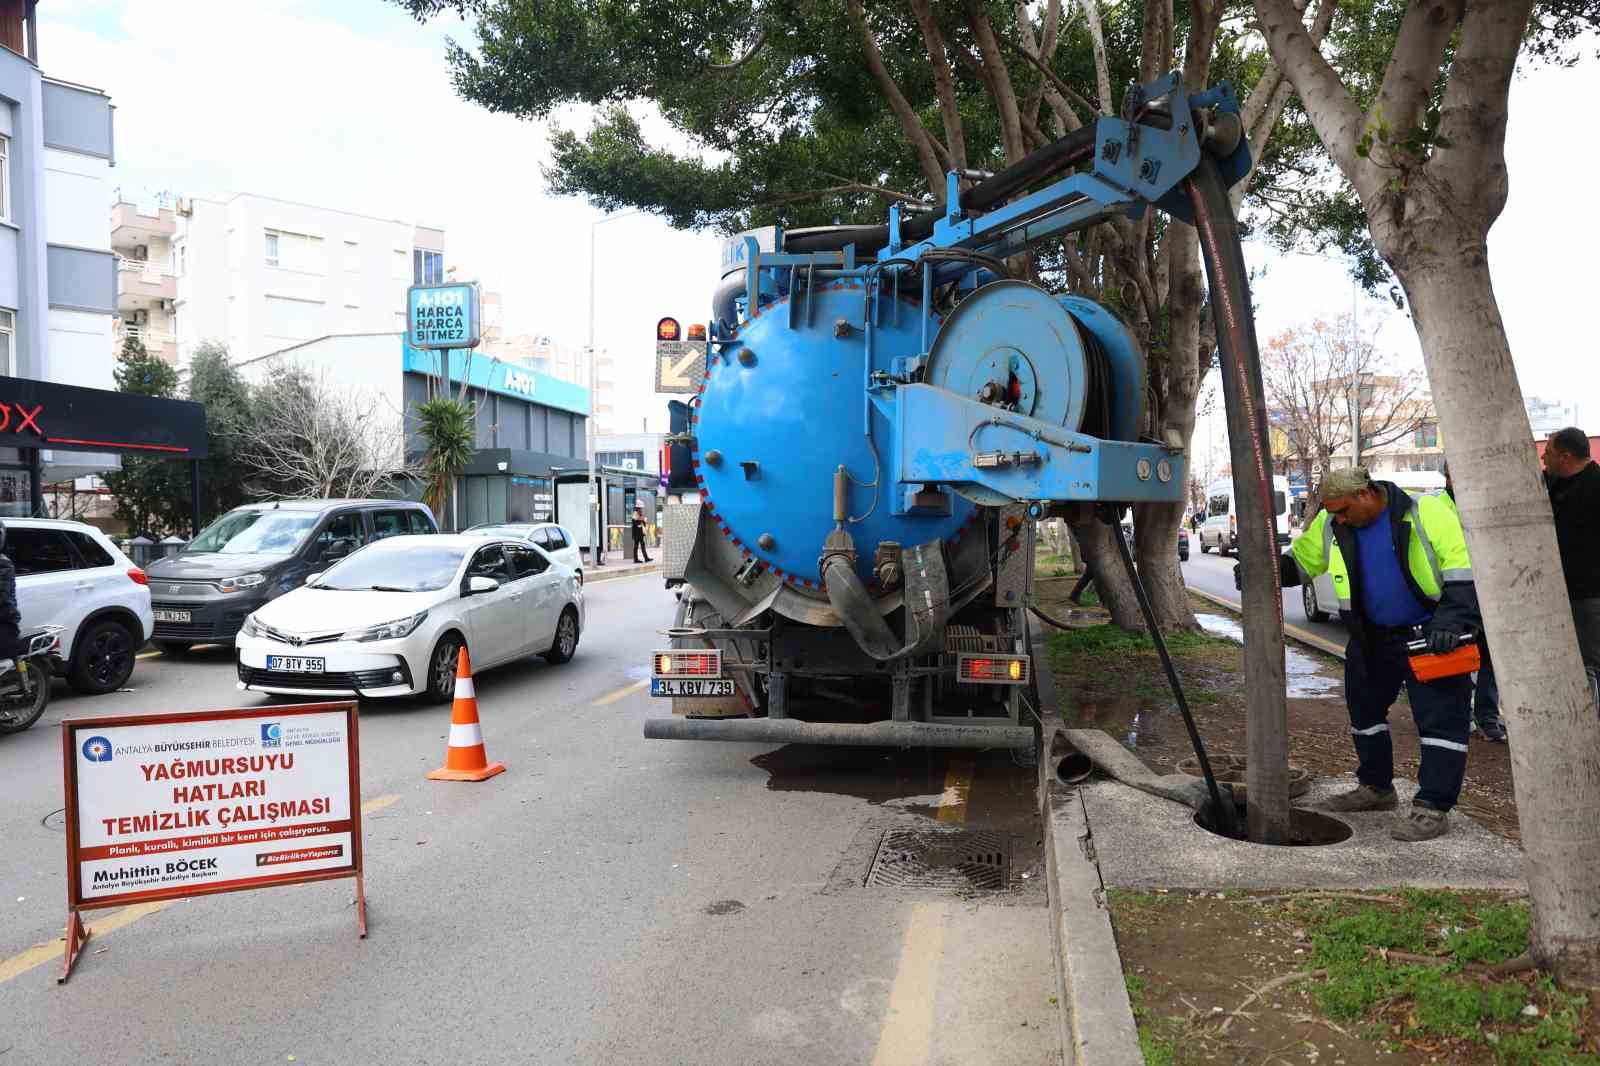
[
  {"xmin": 1233, "ymin": 0, "xmax": 1339, "ymax": 212},
  {"xmin": 847, "ymin": 0, "xmax": 950, "ymax": 198},
  {"xmin": 912, "ymin": 0, "xmax": 969, "ymax": 175},
  {"xmin": 965, "ymin": 0, "xmax": 1027, "ymax": 165},
  {"xmin": 1253, "ymin": 0, "xmax": 1369, "ymax": 185},
  {"xmin": 707, "ymin": 28, "xmax": 766, "ymax": 72},
  {"xmin": 1429, "ymin": 0, "xmax": 1536, "ymax": 212},
  {"xmin": 1004, "ymin": 33, "xmax": 1096, "ymax": 125},
  {"xmin": 1077, "ymin": 0, "xmax": 1116, "ymax": 114},
  {"xmin": 1140, "ymin": 0, "xmax": 1173, "ymax": 84},
  {"xmin": 1371, "ymin": 0, "xmax": 1463, "ymax": 149}
]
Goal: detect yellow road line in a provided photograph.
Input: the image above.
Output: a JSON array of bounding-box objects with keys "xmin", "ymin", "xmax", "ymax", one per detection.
[
  {"xmin": 593, "ymin": 679, "xmax": 648, "ymax": 706},
  {"xmin": 936, "ymin": 752, "xmax": 975, "ymax": 824},
  {"xmin": 362, "ymin": 793, "xmax": 400, "ymax": 814},
  {"xmin": 136, "ymin": 650, "xmax": 160, "ymax": 660},
  {"xmin": 0, "ymin": 794, "xmax": 402, "ymax": 985},
  {"xmin": 869, "ymin": 903, "xmax": 948, "ymax": 1066}
]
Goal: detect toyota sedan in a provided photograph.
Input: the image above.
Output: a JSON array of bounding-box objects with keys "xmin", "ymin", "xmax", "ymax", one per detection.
[{"xmin": 235, "ymin": 535, "xmax": 583, "ymax": 702}]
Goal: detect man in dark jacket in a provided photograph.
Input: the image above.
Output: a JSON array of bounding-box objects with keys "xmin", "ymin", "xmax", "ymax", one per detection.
[
  {"xmin": 1241, "ymin": 467, "xmax": 1479, "ymax": 841},
  {"xmin": 631, "ymin": 507, "xmax": 652, "ymax": 564},
  {"xmin": 1442, "ymin": 465, "xmax": 1505, "ymax": 742},
  {"xmin": 1543, "ymin": 427, "xmax": 1600, "ymax": 691}
]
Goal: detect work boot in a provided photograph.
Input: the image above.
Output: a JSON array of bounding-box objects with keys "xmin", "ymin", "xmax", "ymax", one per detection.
[
  {"xmin": 1320, "ymin": 784, "xmax": 1399, "ymax": 812},
  {"xmin": 1391, "ymin": 802, "xmax": 1449, "ymax": 842},
  {"xmin": 1476, "ymin": 718, "xmax": 1508, "ymax": 743}
]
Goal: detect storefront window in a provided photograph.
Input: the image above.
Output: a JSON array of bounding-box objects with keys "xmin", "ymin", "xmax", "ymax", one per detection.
[{"xmin": 0, "ymin": 309, "xmax": 15, "ymax": 376}]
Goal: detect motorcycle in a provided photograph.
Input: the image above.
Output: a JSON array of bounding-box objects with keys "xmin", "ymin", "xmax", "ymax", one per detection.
[{"xmin": 0, "ymin": 626, "xmax": 64, "ymax": 735}]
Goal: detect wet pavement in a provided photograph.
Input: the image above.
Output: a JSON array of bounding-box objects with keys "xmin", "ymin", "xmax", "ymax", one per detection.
[{"xmin": 1194, "ymin": 612, "xmax": 1342, "ymax": 698}]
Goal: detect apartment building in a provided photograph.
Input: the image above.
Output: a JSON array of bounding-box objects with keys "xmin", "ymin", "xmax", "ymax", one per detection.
[
  {"xmin": 114, "ymin": 191, "xmax": 445, "ymax": 367},
  {"xmin": 1526, "ymin": 394, "xmax": 1582, "ymax": 438}
]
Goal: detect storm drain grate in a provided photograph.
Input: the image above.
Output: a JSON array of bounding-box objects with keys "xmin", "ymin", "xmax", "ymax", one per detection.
[{"xmin": 865, "ymin": 827, "xmax": 1011, "ymax": 891}]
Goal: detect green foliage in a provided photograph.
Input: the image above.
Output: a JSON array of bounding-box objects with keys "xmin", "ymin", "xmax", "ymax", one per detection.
[
  {"xmin": 102, "ymin": 337, "xmax": 183, "ymax": 536},
  {"xmin": 112, "ymin": 334, "xmax": 178, "ymax": 397},
  {"xmin": 414, "ymin": 397, "xmax": 475, "ymax": 523},
  {"xmin": 186, "ymin": 343, "xmax": 254, "ymax": 526}
]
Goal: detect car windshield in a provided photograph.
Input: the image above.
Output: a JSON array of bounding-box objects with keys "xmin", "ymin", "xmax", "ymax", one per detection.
[
  {"xmin": 313, "ymin": 541, "xmax": 468, "ymax": 592},
  {"xmin": 466, "ymin": 525, "xmax": 531, "ymax": 537},
  {"xmin": 188, "ymin": 510, "xmax": 319, "ymax": 555}
]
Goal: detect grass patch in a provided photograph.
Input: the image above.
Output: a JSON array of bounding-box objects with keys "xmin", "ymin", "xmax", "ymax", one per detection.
[
  {"xmin": 1289, "ymin": 891, "xmax": 1599, "ymax": 1063},
  {"xmin": 1047, "ymin": 623, "xmax": 1242, "ymax": 714}
]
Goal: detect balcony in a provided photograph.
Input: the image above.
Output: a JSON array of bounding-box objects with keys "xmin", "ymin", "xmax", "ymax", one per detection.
[
  {"xmin": 114, "ymin": 322, "xmax": 177, "ymax": 365},
  {"xmin": 116, "ymin": 257, "xmax": 175, "ymax": 309},
  {"xmin": 111, "ymin": 201, "xmax": 176, "ymax": 247}
]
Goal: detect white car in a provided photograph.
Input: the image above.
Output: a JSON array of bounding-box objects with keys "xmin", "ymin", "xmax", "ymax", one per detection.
[
  {"xmin": 464, "ymin": 523, "xmax": 583, "ymax": 581},
  {"xmin": 234, "ymin": 534, "xmax": 583, "ymax": 702},
  {"xmin": 5, "ymin": 518, "xmax": 154, "ymax": 694}
]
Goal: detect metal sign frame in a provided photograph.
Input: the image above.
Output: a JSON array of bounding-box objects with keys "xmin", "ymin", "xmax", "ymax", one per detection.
[
  {"xmin": 407, "ymin": 281, "xmax": 482, "ymax": 350},
  {"xmin": 59, "ymin": 702, "xmax": 366, "ymax": 982}
]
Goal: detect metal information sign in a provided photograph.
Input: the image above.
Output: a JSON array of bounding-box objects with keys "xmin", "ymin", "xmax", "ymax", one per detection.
[
  {"xmin": 59, "ymin": 702, "xmax": 366, "ymax": 980},
  {"xmin": 407, "ymin": 282, "xmax": 481, "ymax": 350},
  {"xmin": 656, "ymin": 340, "xmax": 705, "ymax": 393}
]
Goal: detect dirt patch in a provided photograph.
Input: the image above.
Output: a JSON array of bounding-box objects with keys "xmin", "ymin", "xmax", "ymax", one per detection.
[
  {"xmin": 1033, "ymin": 565, "xmax": 1521, "ymax": 840},
  {"xmin": 1110, "ymin": 888, "xmax": 1597, "ymax": 1065}
]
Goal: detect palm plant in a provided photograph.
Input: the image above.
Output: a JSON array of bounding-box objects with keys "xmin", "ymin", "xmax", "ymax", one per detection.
[{"xmin": 414, "ymin": 397, "xmax": 475, "ymax": 526}]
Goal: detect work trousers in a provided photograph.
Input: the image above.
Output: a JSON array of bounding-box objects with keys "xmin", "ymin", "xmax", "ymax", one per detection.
[
  {"xmin": 1344, "ymin": 627, "xmax": 1473, "ymax": 811},
  {"xmin": 632, "ymin": 534, "xmax": 651, "ymax": 564}
]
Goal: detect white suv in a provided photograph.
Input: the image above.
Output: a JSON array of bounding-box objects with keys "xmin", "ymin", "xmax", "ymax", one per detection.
[{"xmin": 5, "ymin": 519, "xmax": 154, "ymax": 694}]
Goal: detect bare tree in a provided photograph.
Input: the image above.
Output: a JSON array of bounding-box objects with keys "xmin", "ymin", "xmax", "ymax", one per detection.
[
  {"xmin": 235, "ymin": 366, "xmax": 417, "ymax": 501},
  {"xmin": 1262, "ymin": 313, "xmax": 1431, "ymax": 484}
]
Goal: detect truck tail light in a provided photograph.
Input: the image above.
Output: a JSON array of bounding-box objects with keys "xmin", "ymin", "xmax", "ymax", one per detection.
[
  {"xmin": 957, "ymin": 653, "xmax": 1030, "ymax": 685},
  {"xmin": 127, "ymin": 568, "xmax": 148, "ymax": 586},
  {"xmin": 653, "ymin": 649, "xmax": 721, "ymax": 678}
]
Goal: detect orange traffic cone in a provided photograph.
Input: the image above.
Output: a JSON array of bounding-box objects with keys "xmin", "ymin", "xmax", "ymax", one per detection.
[{"xmin": 426, "ymin": 647, "xmax": 506, "ymax": 782}]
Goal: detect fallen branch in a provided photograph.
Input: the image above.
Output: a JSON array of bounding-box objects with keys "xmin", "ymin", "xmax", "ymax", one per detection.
[
  {"xmin": 1486, "ymin": 952, "xmax": 1537, "ymax": 978},
  {"xmin": 1218, "ymin": 969, "xmax": 1326, "ymax": 1033}
]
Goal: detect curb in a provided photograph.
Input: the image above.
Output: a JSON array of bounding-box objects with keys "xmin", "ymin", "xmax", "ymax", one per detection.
[
  {"xmin": 1032, "ymin": 629, "xmax": 1144, "ymax": 1066},
  {"xmin": 584, "ymin": 563, "xmax": 660, "ymax": 584},
  {"xmin": 1188, "ymin": 586, "xmax": 1347, "ymax": 659}
]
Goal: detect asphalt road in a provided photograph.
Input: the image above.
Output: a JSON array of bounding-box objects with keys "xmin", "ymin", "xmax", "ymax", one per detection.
[
  {"xmin": 1182, "ymin": 548, "xmax": 1348, "ymax": 649},
  {"xmin": 0, "ymin": 574, "xmax": 1058, "ymax": 1065}
]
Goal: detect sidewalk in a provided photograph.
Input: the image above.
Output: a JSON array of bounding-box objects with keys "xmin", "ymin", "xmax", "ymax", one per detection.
[{"xmin": 582, "ymin": 550, "xmax": 661, "ymax": 583}]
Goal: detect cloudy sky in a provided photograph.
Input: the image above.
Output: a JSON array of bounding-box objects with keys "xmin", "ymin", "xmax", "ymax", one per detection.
[{"xmin": 43, "ymin": 2, "xmax": 1594, "ymax": 445}]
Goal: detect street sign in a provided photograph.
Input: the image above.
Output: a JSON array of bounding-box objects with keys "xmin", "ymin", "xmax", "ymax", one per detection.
[
  {"xmin": 656, "ymin": 337, "xmax": 706, "ymax": 393},
  {"xmin": 407, "ymin": 282, "xmax": 481, "ymax": 350},
  {"xmin": 59, "ymin": 702, "xmax": 367, "ymax": 979}
]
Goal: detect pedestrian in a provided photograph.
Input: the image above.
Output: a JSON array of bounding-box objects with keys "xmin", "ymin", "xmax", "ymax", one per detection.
[
  {"xmin": 631, "ymin": 506, "xmax": 652, "ymax": 564},
  {"xmin": 1442, "ymin": 464, "xmax": 1505, "ymax": 742},
  {"xmin": 1235, "ymin": 466, "xmax": 1479, "ymax": 841},
  {"xmin": 1541, "ymin": 427, "xmax": 1600, "ymax": 697}
]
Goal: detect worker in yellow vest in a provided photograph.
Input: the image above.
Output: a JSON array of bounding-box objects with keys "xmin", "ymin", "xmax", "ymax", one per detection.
[{"xmin": 1236, "ymin": 466, "xmax": 1479, "ymax": 841}]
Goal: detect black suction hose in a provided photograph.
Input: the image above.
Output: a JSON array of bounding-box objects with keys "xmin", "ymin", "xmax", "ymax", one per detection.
[{"xmin": 1100, "ymin": 503, "xmax": 1240, "ymax": 838}]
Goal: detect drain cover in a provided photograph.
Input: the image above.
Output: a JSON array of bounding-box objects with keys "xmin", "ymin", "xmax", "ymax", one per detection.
[{"xmin": 866, "ymin": 827, "xmax": 1011, "ymax": 891}]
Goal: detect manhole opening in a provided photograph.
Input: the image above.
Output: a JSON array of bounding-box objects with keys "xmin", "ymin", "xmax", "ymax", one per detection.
[
  {"xmin": 1193, "ymin": 801, "xmax": 1353, "ymax": 846},
  {"xmin": 42, "ymin": 807, "xmax": 64, "ymax": 832},
  {"xmin": 865, "ymin": 827, "xmax": 1012, "ymax": 890}
]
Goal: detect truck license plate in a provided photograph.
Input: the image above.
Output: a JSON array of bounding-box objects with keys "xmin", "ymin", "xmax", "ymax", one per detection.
[
  {"xmin": 652, "ymin": 678, "xmax": 735, "ymax": 698},
  {"xmin": 267, "ymin": 656, "xmax": 325, "ymax": 673},
  {"xmin": 154, "ymin": 609, "xmax": 191, "ymax": 623}
]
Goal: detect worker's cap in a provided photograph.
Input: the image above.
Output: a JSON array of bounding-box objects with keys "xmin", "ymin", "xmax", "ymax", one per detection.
[{"xmin": 1320, "ymin": 466, "xmax": 1372, "ymax": 499}]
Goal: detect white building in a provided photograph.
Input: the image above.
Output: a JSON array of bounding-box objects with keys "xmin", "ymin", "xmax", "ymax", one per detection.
[
  {"xmin": 1526, "ymin": 395, "xmax": 1581, "ymax": 438},
  {"xmin": 596, "ymin": 431, "xmax": 664, "ymax": 475},
  {"xmin": 115, "ymin": 191, "xmax": 445, "ymax": 368}
]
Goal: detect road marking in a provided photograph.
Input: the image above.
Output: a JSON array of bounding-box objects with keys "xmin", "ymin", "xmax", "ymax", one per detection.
[
  {"xmin": 0, "ymin": 901, "xmax": 173, "ymax": 986},
  {"xmin": 0, "ymin": 794, "xmax": 402, "ymax": 986},
  {"xmin": 136, "ymin": 650, "xmax": 160, "ymax": 660},
  {"xmin": 869, "ymin": 903, "xmax": 947, "ymax": 1066},
  {"xmin": 936, "ymin": 752, "xmax": 975, "ymax": 824},
  {"xmin": 362, "ymin": 793, "xmax": 400, "ymax": 814},
  {"xmin": 593, "ymin": 680, "xmax": 648, "ymax": 706}
]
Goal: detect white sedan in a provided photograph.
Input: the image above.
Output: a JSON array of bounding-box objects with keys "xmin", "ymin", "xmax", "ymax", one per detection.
[
  {"xmin": 235, "ymin": 535, "xmax": 583, "ymax": 702},
  {"xmin": 464, "ymin": 522, "xmax": 583, "ymax": 580}
]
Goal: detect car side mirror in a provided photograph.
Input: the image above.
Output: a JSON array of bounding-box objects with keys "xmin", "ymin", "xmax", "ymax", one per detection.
[
  {"xmin": 322, "ymin": 538, "xmax": 357, "ymax": 562},
  {"xmin": 466, "ymin": 575, "xmax": 500, "ymax": 595}
]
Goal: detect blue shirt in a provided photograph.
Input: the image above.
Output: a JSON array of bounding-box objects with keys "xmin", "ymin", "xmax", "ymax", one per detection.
[{"xmin": 1353, "ymin": 507, "xmax": 1432, "ymax": 627}]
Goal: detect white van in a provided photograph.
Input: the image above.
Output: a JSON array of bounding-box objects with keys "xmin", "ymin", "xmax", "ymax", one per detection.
[{"xmin": 1198, "ymin": 476, "xmax": 1291, "ymax": 555}]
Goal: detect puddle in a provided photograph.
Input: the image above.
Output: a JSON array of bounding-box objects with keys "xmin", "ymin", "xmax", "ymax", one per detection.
[
  {"xmin": 1195, "ymin": 613, "xmax": 1341, "ymax": 698},
  {"xmin": 1062, "ymin": 693, "xmax": 1164, "ymax": 750},
  {"xmin": 751, "ymin": 745, "xmax": 955, "ymax": 809}
]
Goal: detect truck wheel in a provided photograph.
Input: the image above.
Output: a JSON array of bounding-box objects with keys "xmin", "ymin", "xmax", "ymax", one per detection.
[{"xmin": 69, "ymin": 619, "xmax": 137, "ymax": 695}]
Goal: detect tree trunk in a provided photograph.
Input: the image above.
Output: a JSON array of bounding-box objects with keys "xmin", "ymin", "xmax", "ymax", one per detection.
[
  {"xmin": 1134, "ymin": 501, "xmax": 1199, "ymax": 632},
  {"xmin": 1071, "ymin": 517, "xmax": 1144, "ymax": 631},
  {"xmin": 1393, "ymin": 232, "xmax": 1600, "ymax": 986}
]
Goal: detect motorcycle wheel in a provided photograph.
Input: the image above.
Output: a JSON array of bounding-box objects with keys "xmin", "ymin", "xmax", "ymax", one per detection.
[{"xmin": 0, "ymin": 660, "xmax": 50, "ymax": 735}]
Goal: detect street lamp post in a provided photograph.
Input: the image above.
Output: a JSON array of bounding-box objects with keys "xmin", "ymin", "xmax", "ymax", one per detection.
[{"xmin": 587, "ymin": 209, "xmax": 644, "ymax": 568}]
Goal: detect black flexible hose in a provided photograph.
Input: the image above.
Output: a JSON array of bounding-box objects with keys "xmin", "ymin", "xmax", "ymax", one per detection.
[{"xmin": 1101, "ymin": 503, "xmax": 1240, "ymax": 838}]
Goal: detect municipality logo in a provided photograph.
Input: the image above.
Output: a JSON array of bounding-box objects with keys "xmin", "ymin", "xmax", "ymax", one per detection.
[
  {"xmin": 81, "ymin": 736, "xmax": 113, "ymax": 763},
  {"xmin": 260, "ymin": 722, "xmax": 283, "ymax": 748}
]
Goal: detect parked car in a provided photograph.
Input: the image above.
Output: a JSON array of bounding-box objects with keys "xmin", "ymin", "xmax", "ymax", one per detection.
[
  {"xmin": 235, "ymin": 534, "xmax": 584, "ymax": 702},
  {"xmin": 4, "ymin": 518, "xmax": 152, "ymax": 694},
  {"xmin": 146, "ymin": 499, "xmax": 438, "ymax": 654},
  {"xmin": 1198, "ymin": 476, "xmax": 1292, "ymax": 555},
  {"xmin": 463, "ymin": 522, "xmax": 583, "ymax": 581}
]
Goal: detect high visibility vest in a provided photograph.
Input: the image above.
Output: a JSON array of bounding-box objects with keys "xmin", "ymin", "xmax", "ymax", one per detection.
[{"xmin": 1290, "ymin": 490, "xmax": 1472, "ymax": 613}]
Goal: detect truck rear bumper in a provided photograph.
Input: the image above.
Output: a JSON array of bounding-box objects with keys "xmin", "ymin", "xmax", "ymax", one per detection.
[{"xmin": 643, "ymin": 717, "xmax": 1035, "ymax": 749}]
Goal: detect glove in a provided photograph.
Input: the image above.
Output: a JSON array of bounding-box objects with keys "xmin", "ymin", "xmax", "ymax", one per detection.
[
  {"xmin": 1233, "ymin": 563, "xmax": 1243, "ymax": 591},
  {"xmin": 1425, "ymin": 627, "xmax": 1463, "ymax": 655}
]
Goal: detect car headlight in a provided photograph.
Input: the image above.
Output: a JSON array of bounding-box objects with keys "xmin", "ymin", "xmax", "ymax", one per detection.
[
  {"xmin": 219, "ymin": 573, "xmax": 267, "ymax": 593},
  {"xmin": 341, "ymin": 611, "xmax": 428, "ymax": 643},
  {"xmin": 239, "ymin": 614, "xmax": 263, "ymax": 638}
]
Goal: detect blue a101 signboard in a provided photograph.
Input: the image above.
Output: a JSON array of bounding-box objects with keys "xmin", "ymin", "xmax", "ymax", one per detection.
[{"xmin": 407, "ymin": 282, "xmax": 481, "ymax": 350}]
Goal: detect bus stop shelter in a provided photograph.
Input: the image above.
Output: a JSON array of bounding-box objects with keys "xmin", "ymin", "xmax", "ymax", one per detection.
[{"xmin": 551, "ymin": 465, "xmax": 661, "ymax": 561}]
